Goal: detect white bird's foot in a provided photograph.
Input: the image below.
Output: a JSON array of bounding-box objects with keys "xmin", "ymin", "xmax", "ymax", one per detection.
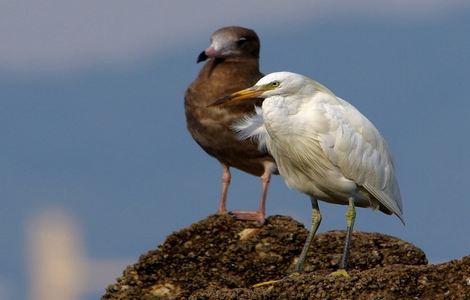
[
  {"xmin": 329, "ymin": 269, "xmax": 350, "ymax": 278},
  {"xmin": 252, "ymin": 278, "xmax": 283, "ymax": 287},
  {"xmin": 252, "ymin": 272, "xmax": 300, "ymax": 287}
]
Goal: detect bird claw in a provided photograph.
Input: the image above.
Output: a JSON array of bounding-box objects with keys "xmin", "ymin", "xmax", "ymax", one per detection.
[
  {"xmin": 329, "ymin": 269, "xmax": 350, "ymax": 278},
  {"xmin": 252, "ymin": 278, "xmax": 283, "ymax": 288},
  {"xmin": 252, "ymin": 272, "xmax": 301, "ymax": 288},
  {"xmin": 288, "ymin": 272, "xmax": 300, "ymax": 278}
]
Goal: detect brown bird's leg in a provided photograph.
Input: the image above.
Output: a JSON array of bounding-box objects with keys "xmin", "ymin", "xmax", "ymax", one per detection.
[
  {"xmin": 218, "ymin": 163, "xmax": 231, "ymax": 214},
  {"xmin": 231, "ymin": 161, "xmax": 276, "ymax": 224}
]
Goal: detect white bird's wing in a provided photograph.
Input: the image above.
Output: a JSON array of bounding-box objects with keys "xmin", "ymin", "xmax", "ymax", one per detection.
[
  {"xmin": 232, "ymin": 106, "xmax": 268, "ymax": 152},
  {"xmin": 317, "ymin": 95, "xmax": 403, "ymax": 221}
]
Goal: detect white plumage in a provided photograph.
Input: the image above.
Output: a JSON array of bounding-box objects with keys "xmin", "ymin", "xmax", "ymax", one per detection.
[
  {"xmin": 211, "ymin": 71, "xmax": 403, "ymax": 276},
  {"xmin": 233, "ymin": 72, "xmax": 402, "ymax": 221}
]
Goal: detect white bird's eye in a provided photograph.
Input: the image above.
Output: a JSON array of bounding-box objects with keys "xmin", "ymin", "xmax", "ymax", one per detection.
[{"xmin": 270, "ymin": 81, "xmax": 280, "ymax": 88}]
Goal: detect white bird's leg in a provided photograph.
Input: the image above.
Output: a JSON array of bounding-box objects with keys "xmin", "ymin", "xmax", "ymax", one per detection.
[
  {"xmin": 341, "ymin": 197, "xmax": 356, "ymax": 269},
  {"xmin": 231, "ymin": 161, "xmax": 276, "ymax": 224},
  {"xmin": 218, "ymin": 163, "xmax": 231, "ymax": 214},
  {"xmin": 293, "ymin": 197, "xmax": 322, "ymax": 273},
  {"xmin": 331, "ymin": 197, "xmax": 356, "ymax": 277},
  {"xmin": 253, "ymin": 197, "xmax": 321, "ymax": 288}
]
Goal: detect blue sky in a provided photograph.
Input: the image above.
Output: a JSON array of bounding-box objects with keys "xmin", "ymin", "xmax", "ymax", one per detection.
[{"xmin": 1, "ymin": 1, "xmax": 470, "ymax": 299}]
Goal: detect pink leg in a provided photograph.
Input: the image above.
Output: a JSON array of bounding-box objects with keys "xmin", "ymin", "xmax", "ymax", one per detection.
[
  {"xmin": 232, "ymin": 161, "xmax": 276, "ymax": 224},
  {"xmin": 218, "ymin": 163, "xmax": 231, "ymax": 214}
]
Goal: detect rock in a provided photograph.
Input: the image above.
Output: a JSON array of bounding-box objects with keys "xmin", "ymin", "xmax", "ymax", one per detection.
[{"xmin": 102, "ymin": 214, "xmax": 469, "ymax": 299}]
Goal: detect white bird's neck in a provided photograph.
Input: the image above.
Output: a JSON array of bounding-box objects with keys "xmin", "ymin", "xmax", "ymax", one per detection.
[{"xmin": 261, "ymin": 96, "xmax": 301, "ymax": 140}]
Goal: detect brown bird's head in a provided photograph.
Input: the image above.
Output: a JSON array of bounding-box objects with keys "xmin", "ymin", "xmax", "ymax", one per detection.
[{"xmin": 197, "ymin": 26, "xmax": 260, "ymax": 63}]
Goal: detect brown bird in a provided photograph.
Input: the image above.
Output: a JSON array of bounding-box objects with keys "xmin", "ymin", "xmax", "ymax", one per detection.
[{"xmin": 185, "ymin": 26, "xmax": 277, "ymax": 223}]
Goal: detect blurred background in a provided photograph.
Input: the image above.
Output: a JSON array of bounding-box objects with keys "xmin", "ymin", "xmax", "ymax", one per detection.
[{"xmin": 1, "ymin": 1, "xmax": 470, "ymax": 299}]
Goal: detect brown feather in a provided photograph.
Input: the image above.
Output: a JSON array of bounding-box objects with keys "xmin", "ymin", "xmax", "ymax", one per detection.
[{"xmin": 185, "ymin": 27, "xmax": 275, "ymax": 176}]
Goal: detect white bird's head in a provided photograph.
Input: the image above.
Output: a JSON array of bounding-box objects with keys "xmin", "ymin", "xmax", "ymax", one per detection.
[{"xmin": 209, "ymin": 71, "xmax": 332, "ymax": 107}]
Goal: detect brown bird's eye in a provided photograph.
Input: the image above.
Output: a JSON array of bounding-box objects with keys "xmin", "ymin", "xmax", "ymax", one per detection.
[{"xmin": 236, "ymin": 37, "xmax": 247, "ymax": 45}]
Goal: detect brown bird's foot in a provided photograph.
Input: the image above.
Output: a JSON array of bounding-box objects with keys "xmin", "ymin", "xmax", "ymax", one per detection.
[
  {"xmin": 216, "ymin": 208, "xmax": 227, "ymax": 215},
  {"xmin": 230, "ymin": 210, "xmax": 265, "ymax": 224},
  {"xmin": 252, "ymin": 272, "xmax": 299, "ymax": 288},
  {"xmin": 329, "ymin": 269, "xmax": 350, "ymax": 278}
]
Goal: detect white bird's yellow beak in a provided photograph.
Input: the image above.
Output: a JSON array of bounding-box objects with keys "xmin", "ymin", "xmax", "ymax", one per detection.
[{"xmin": 208, "ymin": 86, "xmax": 267, "ymax": 107}]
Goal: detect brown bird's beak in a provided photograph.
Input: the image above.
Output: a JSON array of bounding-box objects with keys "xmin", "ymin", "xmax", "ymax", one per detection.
[
  {"xmin": 197, "ymin": 51, "xmax": 208, "ymax": 63},
  {"xmin": 208, "ymin": 86, "xmax": 265, "ymax": 107},
  {"xmin": 197, "ymin": 47, "xmax": 219, "ymax": 63}
]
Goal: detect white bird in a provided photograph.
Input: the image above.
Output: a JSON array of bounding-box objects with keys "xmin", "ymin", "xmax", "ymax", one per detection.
[{"xmin": 210, "ymin": 71, "xmax": 403, "ymax": 277}]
